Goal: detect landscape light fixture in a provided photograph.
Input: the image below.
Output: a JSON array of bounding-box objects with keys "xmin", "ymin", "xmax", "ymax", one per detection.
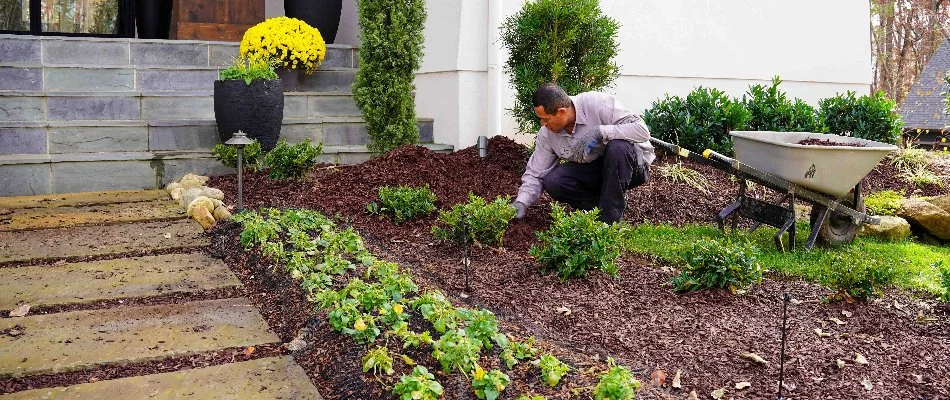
[
  {"xmin": 477, "ymin": 135, "xmax": 489, "ymax": 159},
  {"xmin": 225, "ymin": 130, "xmax": 254, "ymax": 212}
]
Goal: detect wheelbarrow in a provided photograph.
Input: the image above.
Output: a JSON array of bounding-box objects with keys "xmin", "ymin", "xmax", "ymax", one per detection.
[{"xmin": 649, "ymin": 131, "xmax": 899, "ymax": 250}]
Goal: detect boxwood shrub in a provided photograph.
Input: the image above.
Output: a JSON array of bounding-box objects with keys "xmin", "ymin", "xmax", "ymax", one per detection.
[{"xmin": 529, "ymin": 204, "xmax": 623, "ymax": 281}]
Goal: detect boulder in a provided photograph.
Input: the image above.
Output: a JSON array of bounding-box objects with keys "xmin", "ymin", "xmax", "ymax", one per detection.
[
  {"xmin": 179, "ymin": 173, "xmax": 209, "ymax": 189},
  {"xmin": 199, "ymin": 186, "xmax": 225, "ymax": 201},
  {"xmin": 210, "ymin": 198, "xmax": 225, "ymax": 208},
  {"xmin": 187, "ymin": 196, "xmax": 216, "ymax": 217},
  {"xmin": 860, "ymin": 216, "xmax": 912, "ymax": 242},
  {"xmin": 169, "ymin": 187, "xmax": 184, "ymax": 201},
  {"xmin": 213, "ymin": 206, "xmax": 232, "ymax": 221},
  {"xmin": 898, "ymin": 198, "xmax": 950, "ymax": 240},
  {"xmin": 165, "ymin": 182, "xmax": 182, "ymax": 196},
  {"xmin": 192, "ymin": 207, "xmax": 216, "ymax": 229},
  {"xmin": 178, "ymin": 188, "xmax": 203, "ymax": 208},
  {"xmin": 928, "ymin": 194, "xmax": 950, "ymax": 214}
]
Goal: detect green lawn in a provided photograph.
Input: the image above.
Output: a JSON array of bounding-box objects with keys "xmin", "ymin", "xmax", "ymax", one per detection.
[{"xmin": 622, "ymin": 222, "xmax": 949, "ymax": 296}]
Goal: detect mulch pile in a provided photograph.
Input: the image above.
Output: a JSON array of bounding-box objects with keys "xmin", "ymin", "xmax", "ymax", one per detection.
[{"xmin": 208, "ymin": 137, "xmax": 950, "ymax": 399}]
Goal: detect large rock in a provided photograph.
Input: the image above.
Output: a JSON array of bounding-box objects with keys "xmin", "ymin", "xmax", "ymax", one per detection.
[
  {"xmin": 178, "ymin": 188, "xmax": 203, "ymax": 208},
  {"xmin": 192, "ymin": 207, "xmax": 216, "ymax": 229},
  {"xmin": 187, "ymin": 196, "xmax": 216, "ymax": 217},
  {"xmin": 179, "ymin": 173, "xmax": 210, "ymax": 189},
  {"xmin": 898, "ymin": 198, "xmax": 950, "ymax": 240},
  {"xmin": 860, "ymin": 215, "xmax": 912, "ymax": 242},
  {"xmin": 199, "ymin": 186, "xmax": 225, "ymax": 201},
  {"xmin": 928, "ymin": 194, "xmax": 950, "ymax": 214}
]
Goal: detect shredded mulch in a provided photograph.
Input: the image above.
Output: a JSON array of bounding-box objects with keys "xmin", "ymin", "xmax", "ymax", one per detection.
[
  {"xmin": 797, "ymin": 138, "xmax": 867, "ymax": 147},
  {"xmin": 5, "ymin": 287, "xmax": 245, "ymax": 317},
  {"xmin": 208, "ymin": 137, "xmax": 950, "ymax": 399}
]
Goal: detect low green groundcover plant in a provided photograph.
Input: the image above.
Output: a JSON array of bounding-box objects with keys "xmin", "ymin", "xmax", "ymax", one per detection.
[
  {"xmin": 671, "ymin": 238, "xmax": 763, "ymax": 293},
  {"xmin": 593, "ymin": 358, "xmax": 641, "ymax": 400},
  {"xmin": 431, "ymin": 194, "xmax": 516, "ymax": 247},
  {"xmin": 392, "ymin": 366, "xmax": 443, "ymax": 400},
  {"xmin": 530, "ymin": 204, "xmax": 623, "ymax": 280},
  {"xmin": 367, "ymin": 185, "xmax": 437, "ymax": 223},
  {"xmin": 823, "ymin": 255, "xmax": 896, "ymax": 302},
  {"xmin": 865, "ymin": 190, "xmax": 904, "ymax": 216},
  {"xmin": 533, "ymin": 354, "xmax": 570, "ymax": 387},
  {"xmin": 471, "ymin": 366, "xmax": 510, "ymax": 400},
  {"xmin": 263, "ymin": 139, "xmax": 322, "ymax": 179},
  {"xmin": 212, "ymin": 140, "xmax": 264, "ymax": 171}
]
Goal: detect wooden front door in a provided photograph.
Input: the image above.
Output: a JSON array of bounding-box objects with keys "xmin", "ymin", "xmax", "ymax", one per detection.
[{"xmin": 169, "ymin": 0, "xmax": 264, "ymax": 42}]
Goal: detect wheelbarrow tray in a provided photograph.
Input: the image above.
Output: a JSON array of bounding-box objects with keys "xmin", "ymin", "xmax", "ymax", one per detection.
[{"xmin": 730, "ymin": 131, "xmax": 898, "ymax": 198}]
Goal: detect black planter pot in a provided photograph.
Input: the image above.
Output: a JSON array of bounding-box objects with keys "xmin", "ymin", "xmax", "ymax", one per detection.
[
  {"xmin": 213, "ymin": 79, "xmax": 285, "ymax": 151},
  {"xmin": 134, "ymin": 0, "xmax": 172, "ymax": 39},
  {"xmin": 284, "ymin": 0, "xmax": 343, "ymax": 44}
]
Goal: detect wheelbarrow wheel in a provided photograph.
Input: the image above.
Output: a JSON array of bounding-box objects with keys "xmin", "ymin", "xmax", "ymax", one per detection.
[{"xmin": 809, "ymin": 191, "xmax": 865, "ymax": 246}]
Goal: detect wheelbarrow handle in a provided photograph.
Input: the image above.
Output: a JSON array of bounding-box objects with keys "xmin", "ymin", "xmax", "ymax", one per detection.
[{"xmin": 701, "ymin": 149, "xmax": 737, "ymax": 165}]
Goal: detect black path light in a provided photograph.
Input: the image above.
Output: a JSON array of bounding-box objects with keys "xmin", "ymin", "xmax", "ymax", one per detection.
[
  {"xmin": 477, "ymin": 135, "xmax": 489, "ymax": 159},
  {"xmin": 225, "ymin": 130, "xmax": 254, "ymax": 212}
]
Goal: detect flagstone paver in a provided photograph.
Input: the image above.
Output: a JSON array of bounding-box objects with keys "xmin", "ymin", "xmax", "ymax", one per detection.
[
  {"xmin": 0, "ymin": 200, "xmax": 185, "ymax": 231},
  {"xmin": 0, "ymin": 253, "xmax": 241, "ymax": 310},
  {"xmin": 0, "ymin": 190, "xmax": 168, "ymax": 209},
  {"xmin": 0, "ymin": 219, "xmax": 208, "ymax": 265},
  {"xmin": 0, "ymin": 298, "xmax": 278, "ymax": 378},
  {"xmin": 0, "ymin": 356, "xmax": 323, "ymax": 400}
]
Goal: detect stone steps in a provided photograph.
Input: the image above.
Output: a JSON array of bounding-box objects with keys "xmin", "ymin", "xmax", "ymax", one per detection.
[
  {"xmin": 0, "ymin": 357, "xmax": 323, "ymax": 399},
  {"xmin": 0, "ymin": 253, "xmax": 241, "ymax": 310},
  {"xmin": 0, "ymin": 219, "xmax": 208, "ymax": 265},
  {"xmin": 0, "ymin": 199, "xmax": 184, "ymax": 232},
  {"xmin": 0, "ymin": 298, "xmax": 278, "ymax": 378},
  {"xmin": 0, "ymin": 190, "xmax": 168, "ymax": 209}
]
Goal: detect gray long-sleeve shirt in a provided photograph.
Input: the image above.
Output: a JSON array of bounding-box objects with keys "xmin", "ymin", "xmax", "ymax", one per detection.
[{"xmin": 515, "ymin": 92, "xmax": 656, "ymax": 207}]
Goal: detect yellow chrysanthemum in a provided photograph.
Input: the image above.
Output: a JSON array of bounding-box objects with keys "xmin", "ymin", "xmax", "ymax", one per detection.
[
  {"xmin": 354, "ymin": 318, "xmax": 367, "ymax": 331},
  {"xmin": 240, "ymin": 16, "xmax": 326, "ymax": 74},
  {"xmin": 392, "ymin": 303, "xmax": 404, "ymax": 314}
]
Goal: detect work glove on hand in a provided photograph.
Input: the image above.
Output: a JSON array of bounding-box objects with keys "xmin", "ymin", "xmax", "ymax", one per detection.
[{"xmin": 510, "ymin": 201, "xmax": 527, "ymax": 219}]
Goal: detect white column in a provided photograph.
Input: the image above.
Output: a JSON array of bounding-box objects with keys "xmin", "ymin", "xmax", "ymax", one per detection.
[{"xmin": 487, "ymin": 0, "xmax": 503, "ymax": 138}]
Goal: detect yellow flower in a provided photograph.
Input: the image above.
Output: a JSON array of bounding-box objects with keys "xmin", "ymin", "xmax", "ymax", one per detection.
[
  {"xmin": 393, "ymin": 304, "xmax": 404, "ymax": 314},
  {"xmin": 240, "ymin": 16, "xmax": 326, "ymax": 74},
  {"xmin": 354, "ymin": 318, "xmax": 367, "ymax": 331},
  {"xmin": 473, "ymin": 366, "xmax": 486, "ymax": 381}
]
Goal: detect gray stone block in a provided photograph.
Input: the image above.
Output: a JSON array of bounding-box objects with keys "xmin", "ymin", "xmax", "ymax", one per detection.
[
  {"xmin": 322, "ymin": 123, "xmax": 368, "ymax": 146},
  {"xmin": 44, "ymin": 68, "xmax": 135, "ymax": 92},
  {"xmin": 0, "ymin": 163, "xmax": 51, "ymax": 196},
  {"xmin": 141, "ymin": 96, "xmax": 213, "ymax": 120},
  {"xmin": 158, "ymin": 157, "xmax": 234, "ymax": 186},
  {"xmin": 47, "ymin": 96, "xmax": 140, "ymax": 121},
  {"xmin": 150, "ymin": 124, "xmax": 219, "ymax": 151},
  {"xmin": 418, "ymin": 120, "xmax": 434, "ymax": 143},
  {"xmin": 0, "ymin": 126, "xmax": 46, "ymax": 154},
  {"xmin": 322, "ymin": 48, "xmax": 352, "ymax": 69},
  {"xmin": 0, "ymin": 97, "xmax": 45, "ymax": 122},
  {"xmin": 283, "ymin": 96, "xmax": 308, "ymax": 119},
  {"xmin": 0, "ymin": 38, "xmax": 40, "ymax": 63},
  {"xmin": 51, "ymin": 160, "xmax": 156, "ymax": 192},
  {"xmin": 137, "ymin": 69, "xmax": 217, "ymax": 92},
  {"xmin": 308, "ymin": 95, "xmax": 360, "ymax": 117},
  {"xmin": 49, "ymin": 126, "xmax": 148, "ymax": 153},
  {"xmin": 131, "ymin": 42, "xmax": 208, "ymax": 67},
  {"xmin": 43, "ymin": 40, "xmax": 129, "ymax": 65},
  {"xmin": 209, "ymin": 44, "xmax": 239, "ymax": 67},
  {"xmin": 285, "ymin": 70, "xmax": 355, "ymax": 92},
  {"xmin": 280, "ymin": 123, "xmax": 322, "ymax": 144},
  {"xmin": 0, "ymin": 67, "xmax": 42, "ymax": 91},
  {"xmin": 337, "ymin": 152, "xmax": 371, "ymax": 165}
]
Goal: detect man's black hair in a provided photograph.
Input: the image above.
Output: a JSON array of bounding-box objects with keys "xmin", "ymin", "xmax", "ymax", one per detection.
[{"xmin": 532, "ymin": 83, "xmax": 572, "ymax": 115}]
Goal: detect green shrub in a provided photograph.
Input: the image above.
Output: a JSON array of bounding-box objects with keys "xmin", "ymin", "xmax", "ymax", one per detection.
[
  {"xmin": 532, "ymin": 354, "xmax": 569, "ymax": 387},
  {"xmin": 353, "ymin": 0, "xmax": 426, "ymax": 153},
  {"xmin": 219, "ymin": 56, "xmax": 278, "ymax": 84},
  {"xmin": 471, "ymin": 367, "xmax": 510, "ymax": 400},
  {"xmin": 392, "ymin": 366, "xmax": 443, "ymax": 400},
  {"xmin": 500, "ymin": 0, "xmax": 620, "ymax": 133},
  {"xmin": 593, "ymin": 358, "xmax": 641, "ymax": 400},
  {"xmin": 824, "ymin": 256, "xmax": 896, "ymax": 301},
  {"xmin": 642, "ymin": 87, "xmax": 751, "ymax": 155},
  {"xmin": 431, "ymin": 194, "xmax": 516, "ymax": 247},
  {"xmin": 263, "ymin": 139, "xmax": 322, "ymax": 179},
  {"xmin": 671, "ymin": 239, "xmax": 763, "ymax": 293},
  {"xmin": 367, "ymin": 185, "xmax": 437, "ymax": 223},
  {"xmin": 529, "ymin": 204, "xmax": 623, "ymax": 281},
  {"xmin": 865, "ymin": 190, "xmax": 904, "ymax": 216},
  {"xmin": 212, "ymin": 140, "xmax": 264, "ymax": 171},
  {"xmin": 743, "ymin": 76, "xmax": 820, "ymax": 132},
  {"xmin": 818, "ymin": 90, "xmax": 903, "ymax": 144}
]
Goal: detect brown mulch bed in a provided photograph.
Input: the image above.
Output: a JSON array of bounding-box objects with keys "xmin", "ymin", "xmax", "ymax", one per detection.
[{"xmin": 208, "ymin": 137, "xmax": 950, "ymax": 399}]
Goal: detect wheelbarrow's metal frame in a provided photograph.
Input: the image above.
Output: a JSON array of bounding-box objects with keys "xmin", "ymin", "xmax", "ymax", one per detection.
[{"xmin": 649, "ymin": 138, "xmax": 880, "ymax": 250}]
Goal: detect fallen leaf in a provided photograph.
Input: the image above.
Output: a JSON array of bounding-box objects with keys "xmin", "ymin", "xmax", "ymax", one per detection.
[
  {"xmin": 829, "ymin": 317, "xmax": 847, "ymax": 325},
  {"xmin": 400, "ymin": 354, "xmax": 415, "ymax": 366},
  {"xmin": 711, "ymin": 388, "xmax": 726, "ymax": 399},
  {"xmin": 842, "ymin": 310, "xmax": 853, "ymax": 318},
  {"xmin": 556, "ymin": 306, "xmax": 571, "ymax": 316},
  {"xmin": 9, "ymin": 304, "xmax": 30, "ymax": 318},
  {"xmin": 672, "ymin": 369, "xmax": 683, "ymax": 389},
  {"xmin": 687, "ymin": 390, "xmax": 698, "ymax": 400},
  {"xmin": 814, "ymin": 328, "xmax": 831, "ymax": 338},
  {"xmin": 735, "ymin": 381, "xmax": 751, "ymax": 390},
  {"xmin": 836, "ymin": 359, "xmax": 847, "ymax": 369},
  {"xmin": 912, "ymin": 374, "xmax": 923, "ymax": 384},
  {"xmin": 790, "ymin": 298, "xmax": 803, "ymax": 305},
  {"xmin": 861, "ymin": 377, "xmax": 873, "ymax": 391},
  {"xmin": 855, "ymin": 353, "xmax": 869, "ymax": 365},
  {"xmin": 163, "ymin": 232, "xmax": 172, "ymax": 239},
  {"xmin": 243, "ymin": 346, "xmax": 255, "ymax": 356},
  {"xmin": 741, "ymin": 352, "xmax": 769, "ymax": 365},
  {"xmin": 650, "ymin": 369, "xmax": 667, "ymax": 386},
  {"xmin": 893, "ymin": 300, "xmax": 905, "ymax": 310}
]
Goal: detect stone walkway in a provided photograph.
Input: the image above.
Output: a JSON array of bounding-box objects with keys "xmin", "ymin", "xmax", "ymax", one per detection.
[{"xmin": 0, "ymin": 191, "xmax": 323, "ymax": 399}]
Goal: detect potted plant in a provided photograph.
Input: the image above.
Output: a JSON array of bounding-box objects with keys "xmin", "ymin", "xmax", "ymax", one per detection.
[
  {"xmin": 213, "ymin": 56, "xmax": 284, "ymax": 150},
  {"xmin": 284, "ymin": 0, "xmax": 343, "ymax": 44},
  {"xmin": 240, "ymin": 16, "xmax": 326, "ymax": 92}
]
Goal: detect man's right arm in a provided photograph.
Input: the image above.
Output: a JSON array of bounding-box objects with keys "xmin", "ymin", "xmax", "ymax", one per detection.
[{"xmin": 515, "ymin": 133, "xmax": 558, "ymax": 207}]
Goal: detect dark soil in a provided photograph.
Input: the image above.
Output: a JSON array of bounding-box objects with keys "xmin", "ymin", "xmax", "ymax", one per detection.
[
  {"xmin": 208, "ymin": 137, "xmax": 950, "ymax": 399},
  {"xmin": 797, "ymin": 138, "xmax": 867, "ymax": 147}
]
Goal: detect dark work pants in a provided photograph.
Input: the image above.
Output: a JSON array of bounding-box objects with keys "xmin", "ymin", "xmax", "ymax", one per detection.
[{"xmin": 541, "ymin": 140, "xmax": 650, "ymax": 224}]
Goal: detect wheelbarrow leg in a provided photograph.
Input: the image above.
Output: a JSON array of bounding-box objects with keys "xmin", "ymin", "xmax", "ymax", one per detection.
[
  {"xmin": 775, "ymin": 217, "xmax": 796, "ymax": 252},
  {"xmin": 788, "ymin": 193, "xmax": 797, "ymax": 249},
  {"xmin": 717, "ymin": 180, "xmax": 746, "ymax": 233},
  {"xmin": 806, "ymin": 207, "xmax": 829, "ymax": 250}
]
